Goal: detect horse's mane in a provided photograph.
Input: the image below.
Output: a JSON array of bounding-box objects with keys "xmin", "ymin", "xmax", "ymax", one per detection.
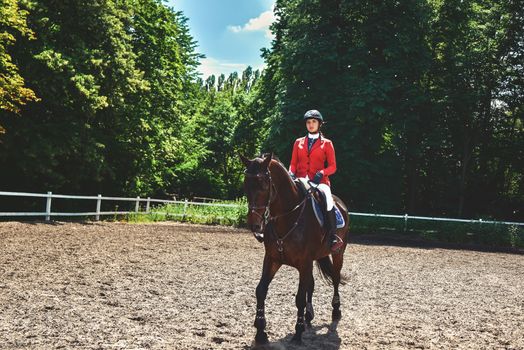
[
  {"xmin": 257, "ymin": 153, "xmax": 298, "ymax": 191},
  {"xmin": 257, "ymin": 153, "xmax": 286, "ymax": 173},
  {"xmin": 259, "ymin": 153, "xmax": 281, "ymax": 163}
]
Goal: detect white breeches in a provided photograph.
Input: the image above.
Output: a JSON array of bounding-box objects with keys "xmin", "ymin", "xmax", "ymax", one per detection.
[{"xmin": 317, "ymin": 183, "xmax": 334, "ymax": 211}]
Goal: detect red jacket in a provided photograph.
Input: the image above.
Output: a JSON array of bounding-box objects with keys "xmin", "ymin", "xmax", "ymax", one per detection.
[{"xmin": 289, "ymin": 135, "xmax": 337, "ymax": 186}]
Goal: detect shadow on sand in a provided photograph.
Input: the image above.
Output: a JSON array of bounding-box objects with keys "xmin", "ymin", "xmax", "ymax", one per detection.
[{"xmin": 247, "ymin": 321, "xmax": 341, "ymax": 350}]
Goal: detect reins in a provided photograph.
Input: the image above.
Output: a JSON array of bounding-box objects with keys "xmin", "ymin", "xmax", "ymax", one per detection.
[
  {"xmin": 245, "ymin": 165, "xmax": 314, "ymax": 259},
  {"xmin": 269, "ymin": 193, "xmax": 308, "ymax": 221},
  {"xmin": 272, "ymin": 192, "xmax": 310, "ymax": 254}
]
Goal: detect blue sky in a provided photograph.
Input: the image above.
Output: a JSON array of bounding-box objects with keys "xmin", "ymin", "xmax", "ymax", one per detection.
[{"xmin": 167, "ymin": 0, "xmax": 275, "ymax": 78}]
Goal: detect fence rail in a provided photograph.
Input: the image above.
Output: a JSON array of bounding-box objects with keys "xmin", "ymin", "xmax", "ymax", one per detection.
[
  {"xmin": 0, "ymin": 190, "xmax": 239, "ymax": 221},
  {"xmin": 0, "ymin": 190, "xmax": 523, "ymax": 227},
  {"xmin": 348, "ymin": 211, "xmax": 524, "ymax": 226}
]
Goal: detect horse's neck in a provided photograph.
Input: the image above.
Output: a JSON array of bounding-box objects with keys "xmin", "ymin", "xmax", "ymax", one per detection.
[{"xmin": 269, "ymin": 162, "xmax": 301, "ymax": 214}]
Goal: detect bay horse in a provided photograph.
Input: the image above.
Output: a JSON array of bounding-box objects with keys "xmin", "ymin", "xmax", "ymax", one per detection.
[{"xmin": 240, "ymin": 153, "xmax": 350, "ymax": 345}]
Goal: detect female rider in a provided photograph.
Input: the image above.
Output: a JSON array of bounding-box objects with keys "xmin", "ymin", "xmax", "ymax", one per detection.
[{"xmin": 288, "ymin": 110, "xmax": 343, "ymax": 252}]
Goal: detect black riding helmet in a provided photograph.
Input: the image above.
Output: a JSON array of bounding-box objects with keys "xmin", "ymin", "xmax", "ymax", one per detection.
[{"xmin": 303, "ymin": 109, "xmax": 323, "ymax": 122}]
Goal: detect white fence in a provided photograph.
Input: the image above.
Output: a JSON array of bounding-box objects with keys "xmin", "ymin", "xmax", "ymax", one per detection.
[
  {"xmin": 345, "ymin": 211, "xmax": 524, "ymax": 227},
  {"xmin": 0, "ymin": 190, "xmax": 523, "ymax": 227},
  {"xmin": 0, "ymin": 191, "xmax": 239, "ymax": 221}
]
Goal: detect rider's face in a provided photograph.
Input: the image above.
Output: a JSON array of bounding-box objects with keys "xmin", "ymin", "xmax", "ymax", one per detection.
[{"xmin": 306, "ymin": 119, "xmax": 320, "ymax": 133}]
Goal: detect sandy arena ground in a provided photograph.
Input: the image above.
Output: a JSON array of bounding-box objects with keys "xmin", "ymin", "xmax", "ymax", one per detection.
[{"xmin": 0, "ymin": 221, "xmax": 523, "ymax": 350}]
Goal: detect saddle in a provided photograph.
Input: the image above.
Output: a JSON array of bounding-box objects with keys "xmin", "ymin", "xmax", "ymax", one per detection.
[
  {"xmin": 295, "ymin": 178, "xmax": 324, "ymax": 204},
  {"xmin": 294, "ymin": 179, "xmax": 345, "ymax": 229}
]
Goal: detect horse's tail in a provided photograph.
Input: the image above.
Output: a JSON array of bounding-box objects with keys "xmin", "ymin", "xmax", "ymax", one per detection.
[{"xmin": 315, "ymin": 256, "xmax": 348, "ymax": 286}]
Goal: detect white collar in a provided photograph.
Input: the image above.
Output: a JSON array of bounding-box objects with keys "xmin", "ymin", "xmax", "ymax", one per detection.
[{"xmin": 308, "ymin": 133, "xmax": 320, "ymax": 139}]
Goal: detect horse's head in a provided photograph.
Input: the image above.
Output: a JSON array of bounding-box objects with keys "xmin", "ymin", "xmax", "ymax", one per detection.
[{"xmin": 240, "ymin": 153, "xmax": 274, "ymax": 234}]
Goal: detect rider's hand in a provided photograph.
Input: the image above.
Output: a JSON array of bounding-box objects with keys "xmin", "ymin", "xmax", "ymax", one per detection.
[
  {"xmin": 312, "ymin": 171, "xmax": 323, "ymax": 184},
  {"xmin": 288, "ymin": 171, "xmax": 296, "ymax": 180}
]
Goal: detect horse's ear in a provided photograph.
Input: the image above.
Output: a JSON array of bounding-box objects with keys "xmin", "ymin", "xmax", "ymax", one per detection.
[
  {"xmin": 261, "ymin": 152, "xmax": 272, "ymax": 169},
  {"xmin": 239, "ymin": 153, "xmax": 251, "ymax": 167}
]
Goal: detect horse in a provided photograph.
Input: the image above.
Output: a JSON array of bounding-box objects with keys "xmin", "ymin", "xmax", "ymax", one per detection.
[{"xmin": 240, "ymin": 152, "xmax": 350, "ymax": 346}]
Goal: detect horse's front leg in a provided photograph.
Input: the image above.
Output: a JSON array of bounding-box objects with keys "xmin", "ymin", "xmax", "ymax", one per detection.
[
  {"xmin": 305, "ymin": 275, "xmax": 315, "ymax": 328},
  {"xmin": 254, "ymin": 254, "xmax": 280, "ymax": 345},
  {"xmin": 291, "ymin": 262, "xmax": 313, "ymax": 344}
]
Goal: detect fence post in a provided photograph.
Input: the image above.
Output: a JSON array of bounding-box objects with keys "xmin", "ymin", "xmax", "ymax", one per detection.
[
  {"xmin": 146, "ymin": 197, "xmax": 151, "ymax": 214},
  {"xmin": 135, "ymin": 196, "xmax": 140, "ymax": 213},
  {"xmin": 183, "ymin": 199, "xmax": 188, "ymax": 220},
  {"xmin": 45, "ymin": 191, "xmax": 52, "ymax": 221},
  {"xmin": 404, "ymin": 213, "xmax": 408, "ymax": 232},
  {"xmin": 96, "ymin": 194, "xmax": 102, "ymax": 221}
]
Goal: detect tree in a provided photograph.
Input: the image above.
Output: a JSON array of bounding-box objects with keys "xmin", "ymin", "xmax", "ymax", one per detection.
[{"xmin": 0, "ymin": 0, "xmax": 38, "ymax": 130}]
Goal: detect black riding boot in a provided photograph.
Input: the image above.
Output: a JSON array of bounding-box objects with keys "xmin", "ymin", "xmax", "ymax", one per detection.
[{"xmin": 327, "ymin": 209, "xmax": 343, "ymax": 252}]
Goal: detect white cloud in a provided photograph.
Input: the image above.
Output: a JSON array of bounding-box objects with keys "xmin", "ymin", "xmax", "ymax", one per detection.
[
  {"xmin": 228, "ymin": 8, "xmax": 276, "ymax": 39},
  {"xmin": 198, "ymin": 57, "xmax": 266, "ymax": 79},
  {"xmin": 198, "ymin": 58, "xmax": 245, "ymax": 78}
]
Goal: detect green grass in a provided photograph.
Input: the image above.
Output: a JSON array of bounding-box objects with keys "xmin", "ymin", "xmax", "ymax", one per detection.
[{"xmin": 127, "ymin": 199, "xmax": 248, "ymax": 226}]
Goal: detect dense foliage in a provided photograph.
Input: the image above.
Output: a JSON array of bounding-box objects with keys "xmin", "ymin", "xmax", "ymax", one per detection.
[
  {"xmin": 1, "ymin": 0, "xmax": 199, "ymax": 196},
  {"xmin": 0, "ymin": 0, "xmax": 522, "ymax": 221},
  {"xmin": 260, "ymin": 0, "xmax": 524, "ymax": 220},
  {"xmin": 0, "ymin": 0, "xmax": 38, "ymax": 123}
]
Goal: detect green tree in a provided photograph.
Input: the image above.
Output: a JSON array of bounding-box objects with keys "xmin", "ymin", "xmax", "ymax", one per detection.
[
  {"xmin": 260, "ymin": 0, "xmax": 434, "ymax": 213},
  {"xmin": 258, "ymin": 0, "xmax": 523, "ymax": 220},
  {"xmin": 0, "ymin": 0, "xmax": 38, "ymax": 128},
  {"xmin": 427, "ymin": 0, "xmax": 524, "ymax": 218},
  {"xmin": 123, "ymin": 0, "xmax": 201, "ymax": 195}
]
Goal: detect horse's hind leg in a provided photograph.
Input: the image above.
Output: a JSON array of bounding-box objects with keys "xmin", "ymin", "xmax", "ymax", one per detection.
[
  {"xmin": 254, "ymin": 255, "xmax": 280, "ymax": 345},
  {"xmin": 291, "ymin": 262, "xmax": 313, "ymax": 344},
  {"xmin": 305, "ymin": 276, "xmax": 315, "ymax": 328},
  {"xmin": 331, "ymin": 252, "xmax": 345, "ymax": 321}
]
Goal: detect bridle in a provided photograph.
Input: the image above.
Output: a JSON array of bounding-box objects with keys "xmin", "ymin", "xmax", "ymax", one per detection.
[
  {"xmin": 244, "ymin": 170, "xmax": 276, "ymax": 231},
  {"xmin": 244, "ymin": 168, "xmax": 312, "ymax": 244}
]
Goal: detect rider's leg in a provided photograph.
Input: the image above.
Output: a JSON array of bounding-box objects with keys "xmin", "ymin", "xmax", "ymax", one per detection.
[
  {"xmin": 317, "ymin": 184, "xmax": 343, "ymax": 251},
  {"xmin": 317, "ymin": 184, "xmax": 334, "ymax": 211}
]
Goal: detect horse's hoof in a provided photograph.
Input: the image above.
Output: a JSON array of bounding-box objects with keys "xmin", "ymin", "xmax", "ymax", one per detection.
[
  {"xmin": 329, "ymin": 320, "xmax": 340, "ymax": 332},
  {"xmin": 305, "ymin": 311, "xmax": 314, "ymax": 328},
  {"xmin": 255, "ymin": 332, "xmax": 269, "ymax": 345},
  {"xmin": 332, "ymin": 308, "xmax": 342, "ymax": 321},
  {"xmin": 291, "ymin": 335, "xmax": 303, "ymax": 345}
]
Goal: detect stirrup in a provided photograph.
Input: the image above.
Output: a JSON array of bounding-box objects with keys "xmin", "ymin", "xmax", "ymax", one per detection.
[{"xmin": 330, "ymin": 235, "xmax": 344, "ymax": 252}]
